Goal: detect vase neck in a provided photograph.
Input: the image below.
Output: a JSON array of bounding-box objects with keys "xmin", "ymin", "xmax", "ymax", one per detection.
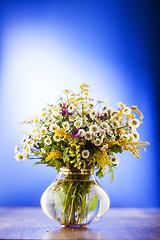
[{"xmin": 59, "ymin": 167, "xmax": 93, "ymax": 176}]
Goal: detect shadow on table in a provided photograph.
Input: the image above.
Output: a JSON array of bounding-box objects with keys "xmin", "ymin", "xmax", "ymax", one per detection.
[{"xmin": 42, "ymin": 227, "xmax": 106, "ymax": 239}]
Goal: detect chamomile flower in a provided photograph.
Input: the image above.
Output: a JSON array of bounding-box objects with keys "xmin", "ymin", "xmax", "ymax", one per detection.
[
  {"xmin": 40, "ymin": 127, "xmax": 48, "ymax": 135},
  {"xmin": 82, "ymin": 150, "xmax": 90, "ymax": 159},
  {"xmin": 110, "ymin": 156, "xmax": 119, "ymax": 166},
  {"xmin": 45, "ymin": 118, "xmax": 54, "ymax": 126},
  {"xmin": 84, "ymin": 131, "xmax": 92, "ymax": 140},
  {"xmin": 53, "ymin": 134, "xmax": 61, "ymax": 142},
  {"xmin": 62, "ymin": 121, "xmax": 70, "ymax": 130},
  {"xmin": 63, "ymin": 89, "xmax": 71, "ymax": 94},
  {"xmin": 44, "ymin": 137, "xmax": 52, "ymax": 145},
  {"xmin": 15, "ymin": 145, "xmax": 18, "ymax": 153},
  {"xmin": 121, "ymin": 134, "xmax": 130, "ymax": 141},
  {"xmin": 68, "ymin": 104, "xmax": 75, "ymax": 113},
  {"xmin": 14, "ymin": 152, "xmax": 24, "ymax": 161},
  {"xmin": 101, "ymin": 144, "xmax": 108, "ymax": 151},
  {"xmin": 132, "ymin": 131, "xmax": 140, "ymax": 142},
  {"xmin": 21, "ymin": 138, "xmax": 26, "ymax": 144},
  {"xmin": 36, "ymin": 133, "xmax": 41, "ymax": 140},
  {"xmin": 41, "ymin": 112, "xmax": 47, "ymax": 119},
  {"xmin": 101, "ymin": 122, "xmax": 109, "ymax": 129},
  {"xmin": 53, "ymin": 111, "xmax": 59, "ymax": 117},
  {"xmin": 74, "ymin": 120, "xmax": 82, "ymax": 128},
  {"xmin": 111, "ymin": 120, "xmax": 120, "ymax": 128},
  {"xmin": 70, "ymin": 115, "xmax": 76, "ymax": 121},
  {"xmin": 81, "ymin": 117, "xmax": 87, "ymax": 127},
  {"xmin": 94, "ymin": 139, "xmax": 102, "ymax": 146},
  {"xmin": 33, "ymin": 117, "xmax": 39, "ymax": 124},
  {"xmin": 49, "ymin": 123, "xmax": 60, "ymax": 132},
  {"xmin": 41, "ymin": 148, "xmax": 46, "ymax": 154},
  {"xmin": 117, "ymin": 102, "xmax": 126, "ymax": 109},
  {"xmin": 23, "ymin": 145, "xmax": 31, "ymax": 154},
  {"xmin": 89, "ymin": 124, "xmax": 99, "ymax": 134},
  {"xmin": 104, "ymin": 98, "xmax": 109, "ymax": 106},
  {"xmin": 122, "ymin": 107, "xmax": 131, "ymax": 115},
  {"xmin": 78, "ymin": 129, "xmax": 85, "ymax": 137},
  {"xmin": 129, "ymin": 119, "xmax": 141, "ymax": 129},
  {"xmin": 90, "ymin": 109, "xmax": 97, "ymax": 119}
]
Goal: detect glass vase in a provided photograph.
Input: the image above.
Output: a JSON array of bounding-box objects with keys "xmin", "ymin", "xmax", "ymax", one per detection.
[{"xmin": 41, "ymin": 168, "xmax": 110, "ymax": 227}]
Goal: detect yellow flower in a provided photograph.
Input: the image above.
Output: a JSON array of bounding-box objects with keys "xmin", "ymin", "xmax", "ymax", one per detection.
[
  {"xmin": 55, "ymin": 128, "xmax": 66, "ymax": 137},
  {"xmin": 130, "ymin": 106, "xmax": 143, "ymax": 119},
  {"xmin": 80, "ymin": 83, "xmax": 90, "ymax": 89},
  {"xmin": 46, "ymin": 151, "xmax": 63, "ymax": 162}
]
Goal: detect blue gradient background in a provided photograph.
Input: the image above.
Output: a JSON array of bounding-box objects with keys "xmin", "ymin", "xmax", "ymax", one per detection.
[{"xmin": 0, "ymin": 0, "xmax": 159, "ymax": 207}]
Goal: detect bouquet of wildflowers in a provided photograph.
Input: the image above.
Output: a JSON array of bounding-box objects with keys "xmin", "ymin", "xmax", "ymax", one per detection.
[{"xmin": 15, "ymin": 84, "xmax": 149, "ymax": 180}]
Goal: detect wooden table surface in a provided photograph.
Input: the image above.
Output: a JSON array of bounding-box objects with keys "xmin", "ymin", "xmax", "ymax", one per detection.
[{"xmin": 0, "ymin": 208, "xmax": 159, "ymax": 239}]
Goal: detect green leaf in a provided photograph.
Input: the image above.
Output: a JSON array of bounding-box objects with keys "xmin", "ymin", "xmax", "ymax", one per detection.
[
  {"xmin": 55, "ymin": 192, "xmax": 60, "ymax": 209},
  {"xmin": 108, "ymin": 168, "xmax": 113, "ymax": 174},
  {"xmin": 111, "ymin": 144, "xmax": 122, "ymax": 153},
  {"xmin": 63, "ymin": 148, "xmax": 70, "ymax": 162},
  {"xmin": 96, "ymin": 169, "xmax": 103, "ymax": 178},
  {"xmin": 111, "ymin": 175, "xmax": 114, "ymax": 182},
  {"xmin": 88, "ymin": 194, "xmax": 98, "ymax": 212}
]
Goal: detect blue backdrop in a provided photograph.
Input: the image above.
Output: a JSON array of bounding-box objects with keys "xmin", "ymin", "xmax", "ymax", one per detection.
[{"xmin": 0, "ymin": 0, "xmax": 159, "ymax": 207}]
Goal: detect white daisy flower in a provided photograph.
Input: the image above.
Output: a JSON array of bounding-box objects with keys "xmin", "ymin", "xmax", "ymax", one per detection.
[
  {"xmin": 107, "ymin": 129, "xmax": 113, "ymax": 136},
  {"xmin": 21, "ymin": 137, "xmax": 26, "ymax": 144},
  {"xmin": 82, "ymin": 150, "xmax": 90, "ymax": 159},
  {"xmin": 100, "ymin": 130, "xmax": 106, "ymax": 136},
  {"xmin": 117, "ymin": 102, "xmax": 126, "ymax": 109},
  {"xmin": 94, "ymin": 139, "xmax": 102, "ymax": 146},
  {"xmin": 101, "ymin": 122, "xmax": 109, "ymax": 129},
  {"xmin": 44, "ymin": 137, "xmax": 52, "ymax": 145},
  {"xmin": 62, "ymin": 121, "xmax": 70, "ymax": 130},
  {"xmin": 14, "ymin": 152, "xmax": 24, "ymax": 161},
  {"xmin": 15, "ymin": 145, "xmax": 18, "ymax": 153},
  {"xmin": 122, "ymin": 107, "xmax": 131, "ymax": 115},
  {"xmin": 45, "ymin": 118, "xmax": 54, "ymax": 126},
  {"xmin": 54, "ymin": 111, "xmax": 60, "ymax": 117},
  {"xmin": 101, "ymin": 144, "xmax": 108, "ymax": 151},
  {"xmin": 81, "ymin": 117, "xmax": 87, "ymax": 127},
  {"xmin": 23, "ymin": 145, "xmax": 31, "ymax": 154},
  {"xmin": 78, "ymin": 129, "xmax": 85, "ymax": 137},
  {"xmin": 40, "ymin": 127, "xmax": 48, "ymax": 135},
  {"xmin": 70, "ymin": 115, "xmax": 76, "ymax": 121},
  {"xmin": 84, "ymin": 131, "xmax": 92, "ymax": 140},
  {"xmin": 90, "ymin": 109, "xmax": 97, "ymax": 119},
  {"xmin": 36, "ymin": 133, "xmax": 41, "ymax": 140},
  {"xmin": 27, "ymin": 140, "xmax": 34, "ymax": 147},
  {"xmin": 89, "ymin": 124, "xmax": 100, "ymax": 134},
  {"xmin": 129, "ymin": 119, "xmax": 141, "ymax": 129},
  {"xmin": 132, "ymin": 131, "xmax": 140, "ymax": 142},
  {"xmin": 120, "ymin": 134, "xmax": 130, "ymax": 141},
  {"xmin": 41, "ymin": 148, "xmax": 46, "ymax": 154},
  {"xmin": 53, "ymin": 134, "xmax": 61, "ymax": 142},
  {"xmin": 104, "ymin": 98, "xmax": 109, "ymax": 106},
  {"xmin": 111, "ymin": 120, "xmax": 120, "ymax": 128},
  {"xmin": 41, "ymin": 112, "xmax": 47, "ymax": 119},
  {"xmin": 68, "ymin": 104, "xmax": 75, "ymax": 113},
  {"xmin": 110, "ymin": 156, "xmax": 119, "ymax": 166},
  {"xmin": 63, "ymin": 89, "xmax": 71, "ymax": 94},
  {"xmin": 33, "ymin": 117, "xmax": 39, "ymax": 124},
  {"xmin": 74, "ymin": 120, "xmax": 82, "ymax": 128},
  {"xmin": 110, "ymin": 135, "xmax": 116, "ymax": 141},
  {"xmin": 49, "ymin": 123, "xmax": 60, "ymax": 132}
]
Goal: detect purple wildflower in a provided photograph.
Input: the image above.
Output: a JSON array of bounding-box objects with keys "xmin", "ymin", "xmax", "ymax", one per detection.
[
  {"xmin": 60, "ymin": 103, "xmax": 69, "ymax": 116},
  {"xmin": 75, "ymin": 133, "xmax": 81, "ymax": 138},
  {"xmin": 70, "ymin": 128, "xmax": 80, "ymax": 138}
]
